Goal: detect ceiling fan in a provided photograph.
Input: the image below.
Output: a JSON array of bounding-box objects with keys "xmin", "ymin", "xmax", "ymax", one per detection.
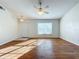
[
  {"xmin": 18, "ymin": 16, "xmax": 25, "ymax": 22},
  {"xmin": 34, "ymin": 0, "xmax": 49, "ymax": 15}
]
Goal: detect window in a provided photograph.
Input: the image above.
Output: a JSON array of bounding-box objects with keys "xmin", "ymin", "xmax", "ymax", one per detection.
[{"xmin": 38, "ymin": 23, "xmax": 52, "ymax": 34}]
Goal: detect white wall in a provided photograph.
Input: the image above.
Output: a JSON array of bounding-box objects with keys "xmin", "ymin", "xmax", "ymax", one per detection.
[
  {"xmin": 0, "ymin": 8, "xmax": 18, "ymax": 45},
  {"xmin": 18, "ymin": 19, "xmax": 60, "ymax": 38},
  {"xmin": 60, "ymin": 3, "xmax": 79, "ymax": 45}
]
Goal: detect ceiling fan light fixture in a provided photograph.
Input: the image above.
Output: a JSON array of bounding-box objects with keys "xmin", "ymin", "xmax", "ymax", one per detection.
[
  {"xmin": 37, "ymin": 9, "xmax": 44, "ymax": 15},
  {"xmin": 18, "ymin": 16, "xmax": 25, "ymax": 22},
  {"xmin": 20, "ymin": 19, "xmax": 24, "ymax": 22},
  {"xmin": 38, "ymin": 11, "xmax": 44, "ymax": 15}
]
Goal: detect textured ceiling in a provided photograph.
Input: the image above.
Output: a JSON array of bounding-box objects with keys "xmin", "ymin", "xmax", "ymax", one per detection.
[{"xmin": 0, "ymin": 0, "xmax": 79, "ymax": 19}]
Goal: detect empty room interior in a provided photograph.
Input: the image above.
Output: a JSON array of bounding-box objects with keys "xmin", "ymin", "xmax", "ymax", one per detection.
[{"xmin": 0, "ymin": 0, "xmax": 79, "ymax": 59}]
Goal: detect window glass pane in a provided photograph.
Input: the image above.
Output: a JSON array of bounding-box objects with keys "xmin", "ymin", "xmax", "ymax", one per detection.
[{"xmin": 38, "ymin": 23, "xmax": 52, "ymax": 34}]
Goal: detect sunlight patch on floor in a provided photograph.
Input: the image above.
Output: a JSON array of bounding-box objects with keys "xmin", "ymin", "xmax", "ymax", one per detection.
[
  {"xmin": 0, "ymin": 39, "xmax": 48, "ymax": 59},
  {"xmin": 10, "ymin": 46, "xmax": 36, "ymax": 54},
  {"xmin": 0, "ymin": 46, "xmax": 36, "ymax": 59},
  {"xmin": 15, "ymin": 39, "xmax": 37, "ymax": 46},
  {"xmin": 0, "ymin": 39, "xmax": 39, "ymax": 59},
  {"xmin": 0, "ymin": 46, "xmax": 21, "ymax": 54}
]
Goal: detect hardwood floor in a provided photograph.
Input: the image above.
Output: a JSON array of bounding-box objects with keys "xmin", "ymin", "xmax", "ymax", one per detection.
[{"xmin": 0, "ymin": 38, "xmax": 79, "ymax": 59}]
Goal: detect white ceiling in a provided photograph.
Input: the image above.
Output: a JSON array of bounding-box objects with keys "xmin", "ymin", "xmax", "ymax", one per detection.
[{"xmin": 0, "ymin": 0, "xmax": 79, "ymax": 19}]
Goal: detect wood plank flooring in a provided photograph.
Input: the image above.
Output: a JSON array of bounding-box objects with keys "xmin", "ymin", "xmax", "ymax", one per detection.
[{"xmin": 0, "ymin": 38, "xmax": 79, "ymax": 59}]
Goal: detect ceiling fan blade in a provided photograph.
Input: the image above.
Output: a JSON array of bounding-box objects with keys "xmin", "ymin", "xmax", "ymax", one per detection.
[
  {"xmin": 44, "ymin": 11, "xmax": 49, "ymax": 14},
  {"xmin": 45, "ymin": 5, "xmax": 49, "ymax": 8},
  {"xmin": 0, "ymin": 6, "xmax": 5, "ymax": 10},
  {"xmin": 34, "ymin": 5, "xmax": 38, "ymax": 9}
]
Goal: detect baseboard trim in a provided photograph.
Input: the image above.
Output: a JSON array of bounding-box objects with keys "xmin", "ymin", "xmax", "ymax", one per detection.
[
  {"xmin": 29, "ymin": 37, "xmax": 60, "ymax": 39},
  {"xmin": 16, "ymin": 37, "xmax": 60, "ymax": 39}
]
